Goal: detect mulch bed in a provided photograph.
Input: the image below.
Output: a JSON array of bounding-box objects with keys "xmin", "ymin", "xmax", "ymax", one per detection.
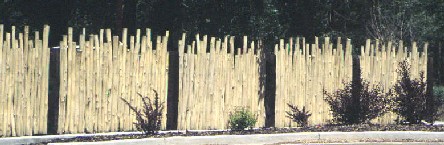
[{"xmin": 31, "ymin": 124, "xmax": 444, "ymax": 145}]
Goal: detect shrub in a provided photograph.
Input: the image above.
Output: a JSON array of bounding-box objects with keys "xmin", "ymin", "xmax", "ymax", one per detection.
[
  {"xmin": 434, "ymin": 86, "xmax": 444, "ymax": 120},
  {"xmin": 121, "ymin": 90, "xmax": 164, "ymax": 135},
  {"xmin": 324, "ymin": 81, "xmax": 390, "ymax": 125},
  {"xmin": 285, "ymin": 104, "xmax": 311, "ymax": 127},
  {"xmin": 391, "ymin": 60, "xmax": 442, "ymax": 124},
  {"xmin": 324, "ymin": 56, "xmax": 390, "ymax": 125},
  {"xmin": 229, "ymin": 107, "xmax": 257, "ymax": 131}
]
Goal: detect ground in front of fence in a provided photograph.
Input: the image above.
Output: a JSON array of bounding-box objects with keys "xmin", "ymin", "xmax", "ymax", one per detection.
[{"xmin": 23, "ymin": 124, "xmax": 444, "ymax": 145}]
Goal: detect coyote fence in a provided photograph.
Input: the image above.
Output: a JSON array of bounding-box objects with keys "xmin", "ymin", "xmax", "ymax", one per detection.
[
  {"xmin": 0, "ymin": 25, "xmax": 50, "ymax": 137},
  {"xmin": 0, "ymin": 24, "xmax": 429, "ymax": 137},
  {"xmin": 57, "ymin": 28, "xmax": 170, "ymax": 134},
  {"xmin": 177, "ymin": 35, "xmax": 266, "ymax": 130}
]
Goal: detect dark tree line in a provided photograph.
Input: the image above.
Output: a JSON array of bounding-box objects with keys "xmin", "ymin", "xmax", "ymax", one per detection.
[{"xmin": 1, "ymin": 0, "xmax": 444, "ymax": 84}]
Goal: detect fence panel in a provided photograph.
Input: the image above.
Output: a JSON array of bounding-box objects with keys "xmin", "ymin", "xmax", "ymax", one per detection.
[
  {"xmin": 275, "ymin": 37, "xmax": 428, "ymax": 127},
  {"xmin": 57, "ymin": 28, "xmax": 169, "ymax": 134},
  {"xmin": 360, "ymin": 40, "xmax": 428, "ymax": 124},
  {"xmin": 0, "ymin": 25, "xmax": 50, "ymax": 137},
  {"xmin": 274, "ymin": 37, "xmax": 353, "ymax": 127},
  {"xmin": 177, "ymin": 35, "xmax": 265, "ymax": 130}
]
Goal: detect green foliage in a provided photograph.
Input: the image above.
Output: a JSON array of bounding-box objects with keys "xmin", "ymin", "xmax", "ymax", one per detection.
[
  {"xmin": 285, "ymin": 104, "xmax": 311, "ymax": 127},
  {"xmin": 365, "ymin": 0, "xmax": 435, "ymax": 43},
  {"xmin": 391, "ymin": 60, "xmax": 442, "ymax": 124},
  {"xmin": 434, "ymin": 86, "xmax": 444, "ymax": 121},
  {"xmin": 121, "ymin": 90, "xmax": 164, "ymax": 135},
  {"xmin": 229, "ymin": 107, "xmax": 257, "ymax": 131},
  {"xmin": 433, "ymin": 86, "xmax": 444, "ymax": 101}
]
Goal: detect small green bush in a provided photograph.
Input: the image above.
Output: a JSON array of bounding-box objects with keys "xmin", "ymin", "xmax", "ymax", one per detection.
[
  {"xmin": 229, "ymin": 107, "xmax": 257, "ymax": 131},
  {"xmin": 286, "ymin": 104, "xmax": 311, "ymax": 127},
  {"xmin": 121, "ymin": 90, "xmax": 164, "ymax": 135}
]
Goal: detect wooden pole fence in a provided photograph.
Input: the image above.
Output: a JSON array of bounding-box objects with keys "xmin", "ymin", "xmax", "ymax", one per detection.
[{"xmin": 0, "ymin": 24, "xmax": 429, "ymax": 136}]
